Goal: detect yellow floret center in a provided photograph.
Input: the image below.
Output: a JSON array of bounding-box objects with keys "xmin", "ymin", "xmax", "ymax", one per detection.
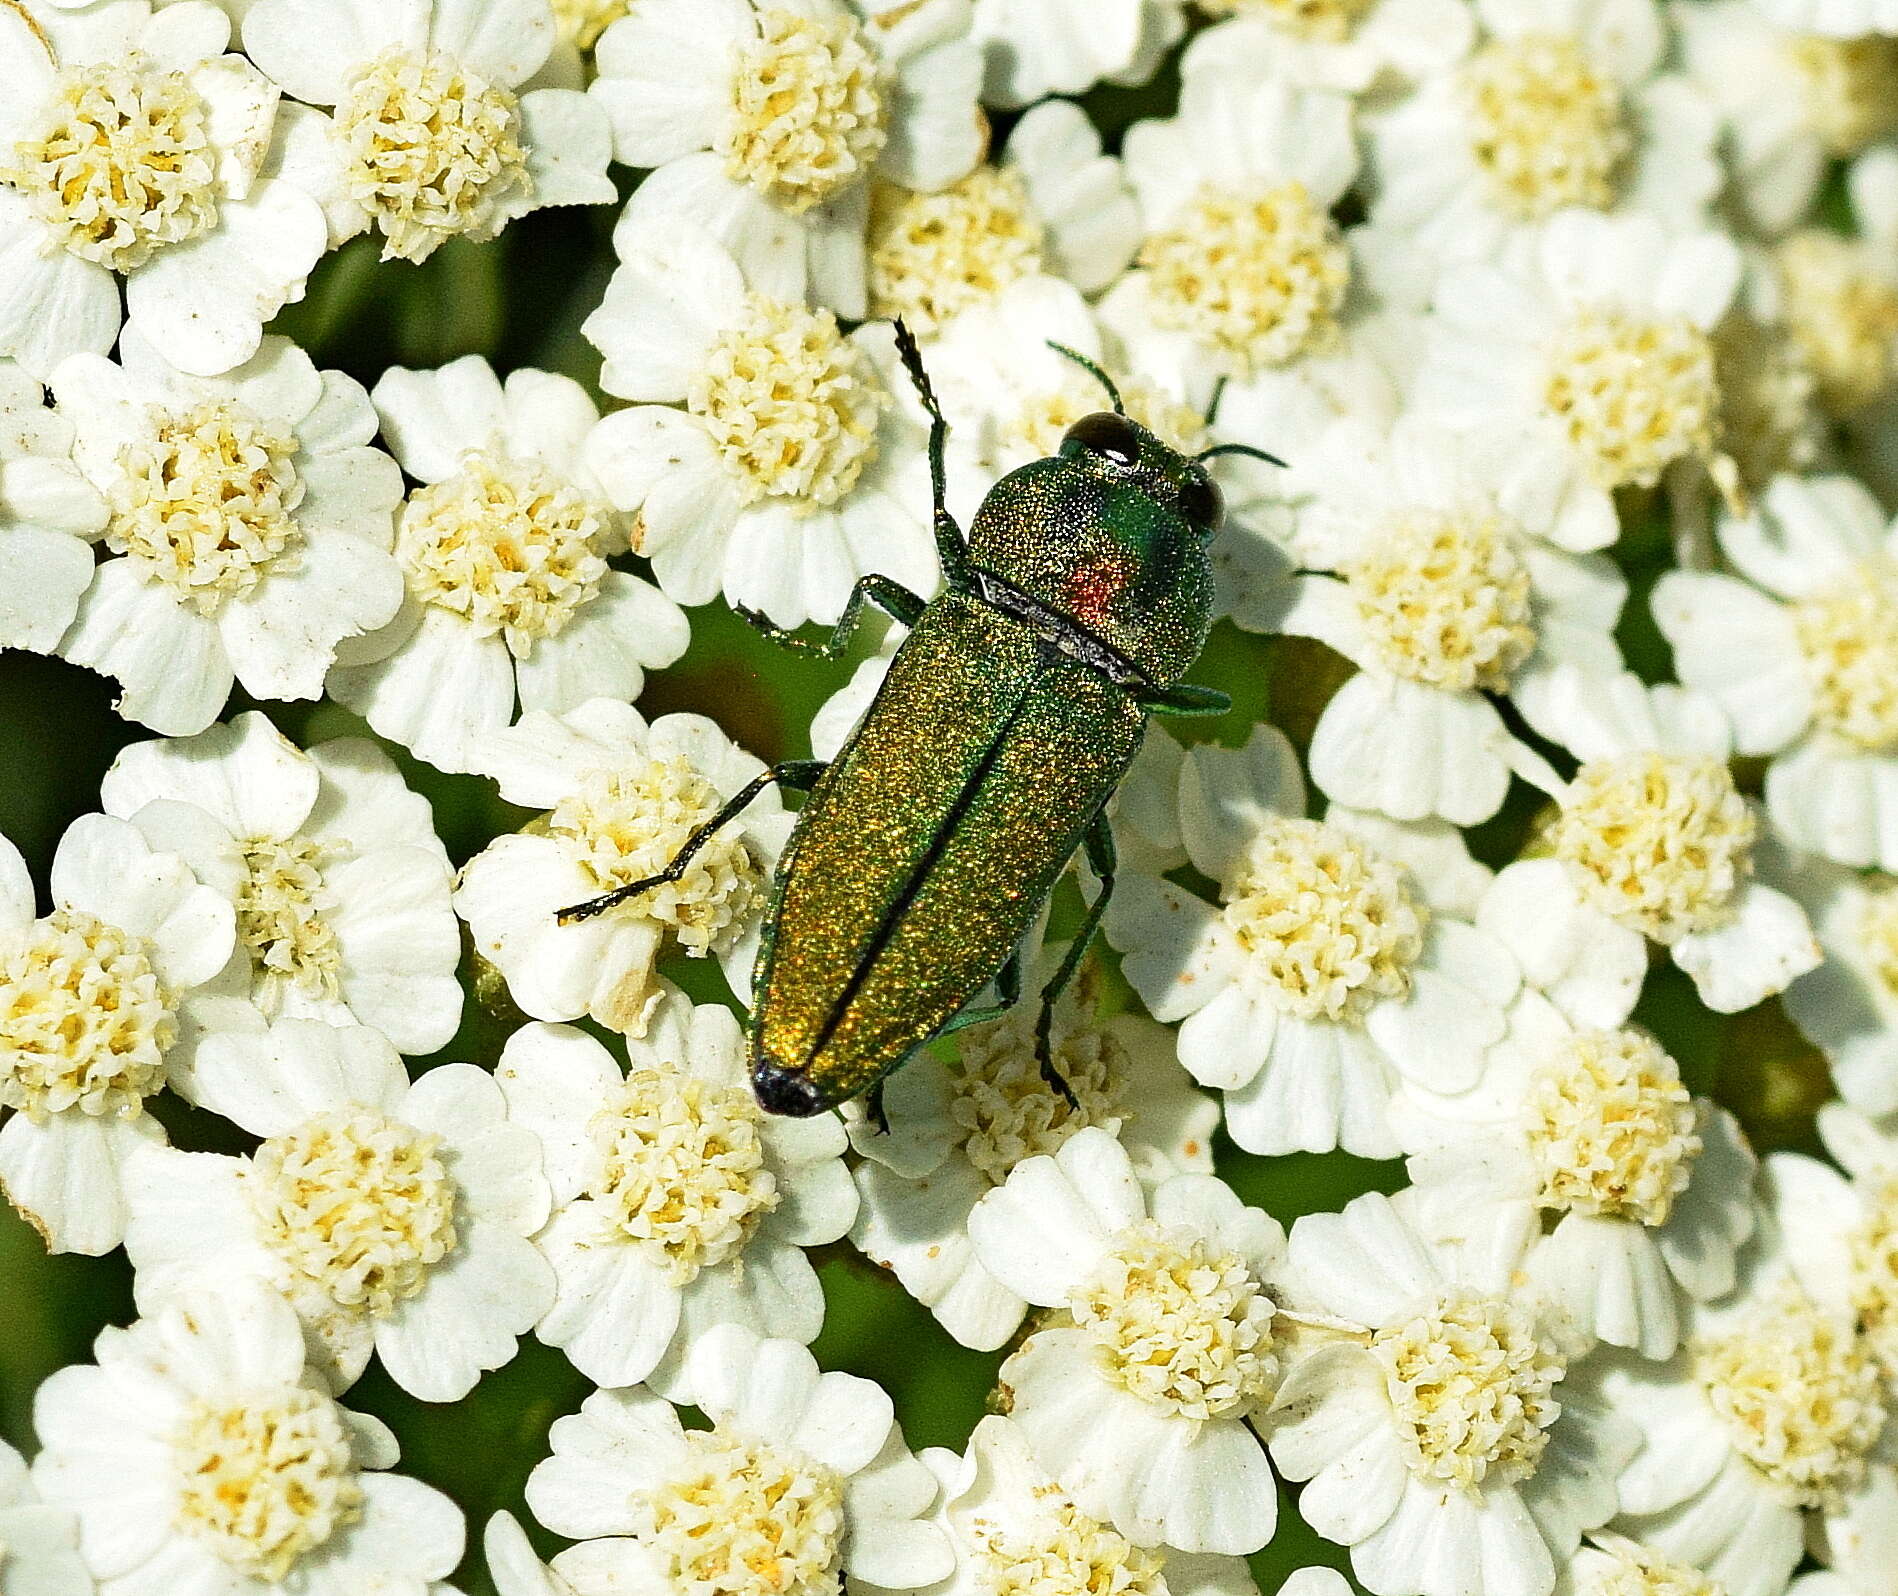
[
  {"xmin": 249, "ymin": 1108, "xmax": 460, "ymax": 1317},
  {"xmin": 1139, "ymin": 181, "xmax": 1349, "ymax": 375},
  {"xmin": 1788, "ymin": 36, "xmax": 1898, "ymax": 157},
  {"xmin": 631, "ymin": 1427, "xmax": 845, "ymax": 1596},
  {"xmin": 334, "ymin": 47, "xmax": 530, "ymax": 265},
  {"xmin": 950, "ymin": 976, "xmax": 1128, "ymax": 1187},
  {"xmin": 1461, "ymin": 34, "xmax": 1630, "ymax": 222},
  {"xmin": 1066, "ymin": 1218, "xmax": 1279, "ymax": 1421},
  {"xmin": 107, "ymin": 401, "xmax": 304, "ymax": 617},
  {"xmin": 1792, "ymin": 560, "xmax": 1898, "ymax": 754},
  {"xmin": 867, "ymin": 168, "xmax": 1047, "ymax": 334},
  {"xmin": 1543, "ymin": 310, "xmax": 1720, "ymax": 490},
  {"xmin": 1579, "ymin": 1538, "xmax": 1726, "ymax": 1596},
  {"xmin": 586, "ymin": 1066, "xmax": 779, "ymax": 1284},
  {"xmin": 1343, "ymin": 510, "xmax": 1537, "ymax": 692},
  {"xmin": 1372, "ymin": 1288, "xmax": 1564, "ymax": 1491},
  {"xmin": 973, "ymin": 1498, "xmax": 1168, "ymax": 1596},
  {"xmin": 235, "ymin": 835, "xmax": 341, "ymax": 1002},
  {"xmin": 1695, "ymin": 1288, "xmax": 1885, "ymax": 1509},
  {"xmin": 0, "ymin": 909, "xmax": 174, "ymax": 1123},
  {"xmin": 172, "ymin": 1387, "xmax": 363, "ymax": 1582},
  {"xmin": 720, "ymin": 6, "xmax": 887, "ymax": 213},
  {"xmin": 1550, "ymin": 753, "xmax": 1755, "ymax": 943},
  {"xmin": 1524, "ymin": 1029, "xmax": 1701, "ymax": 1226},
  {"xmin": 397, "ymin": 451, "xmax": 608, "ymax": 655},
  {"xmin": 1778, "ymin": 230, "xmax": 1898, "ymax": 417},
  {"xmin": 689, "ymin": 293, "xmax": 887, "ymax": 509},
  {"xmin": 548, "ymin": 755, "xmax": 765, "ymax": 959},
  {"xmin": 1222, "ymin": 816, "xmax": 1426, "ymax": 1023},
  {"xmin": 5, "ymin": 54, "xmax": 220, "ymax": 271}
]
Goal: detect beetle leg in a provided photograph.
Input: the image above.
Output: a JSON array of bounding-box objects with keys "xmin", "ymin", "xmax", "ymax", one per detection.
[
  {"xmin": 554, "ymin": 760, "xmax": 827, "ymax": 924},
  {"xmin": 865, "ymin": 1079, "xmax": 890, "ymax": 1136},
  {"xmin": 734, "ymin": 574, "xmax": 926, "ymax": 659},
  {"xmin": 1034, "ymin": 814, "xmax": 1118, "ymax": 1106},
  {"xmin": 892, "ymin": 318, "xmax": 976, "ymax": 592},
  {"xmin": 1137, "ymin": 681, "xmax": 1232, "ymax": 718},
  {"xmin": 936, "ymin": 943, "xmax": 1026, "ymax": 1036}
]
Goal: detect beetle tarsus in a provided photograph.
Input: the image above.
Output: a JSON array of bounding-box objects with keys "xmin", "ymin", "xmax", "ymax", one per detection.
[
  {"xmin": 866, "ymin": 1080, "xmax": 890, "ymax": 1136},
  {"xmin": 1035, "ymin": 1026, "xmax": 1081, "ymax": 1109}
]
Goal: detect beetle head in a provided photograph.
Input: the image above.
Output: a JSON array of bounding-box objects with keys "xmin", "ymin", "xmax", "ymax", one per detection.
[{"xmin": 1058, "ymin": 411, "xmax": 1225, "ymax": 541}]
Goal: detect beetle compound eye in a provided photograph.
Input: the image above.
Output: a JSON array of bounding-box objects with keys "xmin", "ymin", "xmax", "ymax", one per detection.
[
  {"xmin": 1064, "ymin": 411, "xmax": 1142, "ymax": 469},
  {"xmin": 1180, "ymin": 466, "xmax": 1224, "ymax": 535}
]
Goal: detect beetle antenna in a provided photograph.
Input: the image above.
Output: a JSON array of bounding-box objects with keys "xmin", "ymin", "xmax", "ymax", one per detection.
[
  {"xmin": 1197, "ymin": 442, "xmax": 1288, "ymax": 468},
  {"xmin": 1046, "ymin": 342, "xmax": 1125, "ymax": 415},
  {"xmin": 1204, "ymin": 375, "xmax": 1228, "ymax": 426}
]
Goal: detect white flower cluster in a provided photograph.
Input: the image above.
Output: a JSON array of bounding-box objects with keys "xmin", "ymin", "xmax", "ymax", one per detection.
[{"xmin": 3, "ymin": 1, "xmax": 1898, "ymax": 1596}]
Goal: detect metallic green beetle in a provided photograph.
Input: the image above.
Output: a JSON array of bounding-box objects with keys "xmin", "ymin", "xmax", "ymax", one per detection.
[{"xmin": 559, "ymin": 325, "xmax": 1278, "ymax": 1118}]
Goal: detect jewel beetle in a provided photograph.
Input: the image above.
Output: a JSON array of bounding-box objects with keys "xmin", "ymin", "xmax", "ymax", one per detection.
[{"xmin": 558, "ymin": 324, "xmax": 1281, "ymax": 1119}]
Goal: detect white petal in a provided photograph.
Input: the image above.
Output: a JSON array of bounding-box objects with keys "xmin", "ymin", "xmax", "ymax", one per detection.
[
  {"xmin": 58, "ymin": 560, "xmax": 232, "ymax": 736},
  {"xmin": 124, "ymin": 183, "xmax": 328, "ymax": 377},
  {"xmin": 1671, "ymin": 881, "xmax": 1820, "ymax": 1013},
  {"xmin": 966, "ymin": 1128, "xmax": 1140, "ymax": 1305}
]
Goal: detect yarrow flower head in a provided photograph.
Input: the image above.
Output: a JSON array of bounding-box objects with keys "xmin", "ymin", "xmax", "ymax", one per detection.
[
  {"xmin": 0, "ymin": 817, "xmax": 232, "ymax": 1255},
  {"xmin": 496, "ymin": 989, "xmax": 856, "ymax": 1394},
  {"xmin": 584, "ymin": 226, "xmax": 937, "ymax": 630},
  {"xmin": 970, "ymin": 1129, "xmax": 1289, "ymax": 1555},
  {"xmin": 48, "ymin": 334, "xmax": 407, "ymax": 736},
  {"xmin": 1265, "ymin": 413, "xmax": 1630, "ymax": 826},
  {"xmin": 454, "ymin": 699, "xmax": 793, "ymax": 1037},
  {"xmin": 918, "ymin": 1414, "xmax": 1259, "ymax": 1596},
  {"xmin": 1418, "ymin": 211, "xmax": 1741, "ymax": 554},
  {"xmin": 590, "ymin": 0, "xmax": 983, "ymax": 318},
  {"xmin": 1267, "ymin": 1190, "xmax": 1639, "ymax": 1596},
  {"xmin": 1512, "ymin": 666, "xmax": 1818, "ymax": 1014},
  {"xmin": 1604, "ymin": 1253, "xmax": 1891, "ymax": 1596},
  {"xmin": 239, "ymin": 0, "xmax": 615, "ymax": 264},
  {"xmin": 1107, "ymin": 726, "xmax": 1519, "ymax": 1160},
  {"xmin": 0, "ymin": 0, "xmax": 328, "ymax": 378},
  {"xmin": 1113, "ymin": 69, "xmax": 1360, "ymax": 387},
  {"xmin": 865, "ymin": 101, "xmax": 1140, "ymax": 334},
  {"xmin": 29, "ymin": 1286, "xmax": 464, "ymax": 1591},
  {"xmin": 1765, "ymin": 1107, "xmax": 1898, "ymax": 1411},
  {"xmin": 1395, "ymin": 989, "xmax": 1760, "ymax": 1359},
  {"xmin": 327, "ymin": 355, "xmax": 688, "ymax": 774},
  {"xmin": 524, "ymin": 1324, "xmax": 952, "ymax": 1594},
  {"xmin": 1366, "ymin": 0, "xmax": 1718, "ymax": 294},
  {"xmin": 1656, "ymin": 474, "xmax": 1898, "ymax": 878},
  {"xmin": 97, "ymin": 711, "xmax": 462, "ymax": 1053},
  {"xmin": 121, "ymin": 1017, "xmax": 554, "ymax": 1401}
]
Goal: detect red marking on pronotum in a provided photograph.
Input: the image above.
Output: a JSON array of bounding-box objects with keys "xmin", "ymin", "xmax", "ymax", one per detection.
[{"xmin": 1064, "ymin": 553, "xmax": 1137, "ymax": 628}]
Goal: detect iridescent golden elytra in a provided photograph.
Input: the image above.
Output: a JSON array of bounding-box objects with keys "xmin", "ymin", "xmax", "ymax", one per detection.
[{"xmin": 559, "ymin": 325, "xmax": 1280, "ymax": 1118}]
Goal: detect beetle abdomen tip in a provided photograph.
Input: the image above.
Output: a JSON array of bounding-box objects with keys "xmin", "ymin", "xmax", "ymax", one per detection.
[{"xmin": 750, "ymin": 1059, "xmax": 828, "ymax": 1118}]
